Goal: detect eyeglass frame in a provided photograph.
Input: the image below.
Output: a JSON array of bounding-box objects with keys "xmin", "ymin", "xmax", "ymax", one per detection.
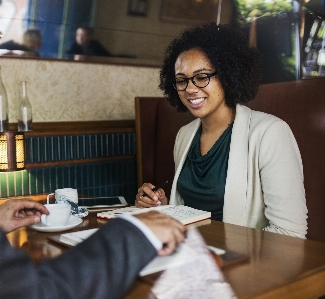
[{"xmin": 173, "ymin": 72, "xmax": 217, "ymax": 91}]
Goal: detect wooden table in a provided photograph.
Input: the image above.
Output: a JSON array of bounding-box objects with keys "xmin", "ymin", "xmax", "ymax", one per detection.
[{"xmin": 6, "ymin": 211, "xmax": 325, "ymax": 299}]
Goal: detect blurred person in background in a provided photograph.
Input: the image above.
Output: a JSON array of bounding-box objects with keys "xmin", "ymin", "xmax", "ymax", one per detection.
[
  {"xmin": 67, "ymin": 26, "xmax": 111, "ymax": 60},
  {"xmin": 0, "ymin": 28, "xmax": 41, "ymax": 57}
]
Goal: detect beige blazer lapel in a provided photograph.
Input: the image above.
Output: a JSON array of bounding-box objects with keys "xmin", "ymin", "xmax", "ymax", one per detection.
[
  {"xmin": 170, "ymin": 118, "xmax": 200, "ymax": 205},
  {"xmin": 223, "ymin": 105, "xmax": 251, "ymax": 226}
]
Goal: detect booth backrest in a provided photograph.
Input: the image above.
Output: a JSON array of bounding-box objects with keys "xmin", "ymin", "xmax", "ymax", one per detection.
[
  {"xmin": 135, "ymin": 78, "xmax": 325, "ymax": 242},
  {"xmin": 135, "ymin": 97, "xmax": 194, "ymax": 197},
  {"xmin": 246, "ymin": 78, "xmax": 325, "ymax": 242}
]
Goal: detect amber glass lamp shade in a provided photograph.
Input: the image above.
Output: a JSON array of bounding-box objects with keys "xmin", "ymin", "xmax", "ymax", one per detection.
[{"xmin": 0, "ymin": 132, "xmax": 25, "ymax": 171}]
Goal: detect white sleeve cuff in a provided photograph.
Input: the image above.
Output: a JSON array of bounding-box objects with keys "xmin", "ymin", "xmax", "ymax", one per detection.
[{"xmin": 117, "ymin": 214, "xmax": 163, "ymax": 251}]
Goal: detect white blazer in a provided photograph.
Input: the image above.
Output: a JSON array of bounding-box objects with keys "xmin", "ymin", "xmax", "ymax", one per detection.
[{"xmin": 170, "ymin": 104, "xmax": 308, "ymax": 238}]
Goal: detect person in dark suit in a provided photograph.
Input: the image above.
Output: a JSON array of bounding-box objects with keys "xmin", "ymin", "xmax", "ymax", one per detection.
[
  {"xmin": 0, "ymin": 28, "xmax": 41, "ymax": 57},
  {"xmin": 0, "ymin": 199, "xmax": 184, "ymax": 299},
  {"xmin": 67, "ymin": 26, "xmax": 111, "ymax": 60}
]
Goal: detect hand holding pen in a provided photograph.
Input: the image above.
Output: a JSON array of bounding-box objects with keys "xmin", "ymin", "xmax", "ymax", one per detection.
[
  {"xmin": 140, "ymin": 181, "xmax": 168, "ymax": 198},
  {"xmin": 135, "ymin": 181, "xmax": 169, "ymax": 208}
]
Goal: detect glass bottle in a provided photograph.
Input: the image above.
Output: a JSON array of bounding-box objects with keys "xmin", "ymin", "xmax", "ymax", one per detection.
[
  {"xmin": 18, "ymin": 81, "xmax": 33, "ymax": 131},
  {"xmin": 0, "ymin": 66, "xmax": 9, "ymax": 132}
]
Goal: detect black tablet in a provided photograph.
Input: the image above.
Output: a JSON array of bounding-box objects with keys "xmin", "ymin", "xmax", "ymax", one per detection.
[{"xmin": 78, "ymin": 196, "xmax": 127, "ymax": 208}]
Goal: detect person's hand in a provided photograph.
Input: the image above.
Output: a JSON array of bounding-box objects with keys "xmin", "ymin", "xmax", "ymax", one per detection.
[
  {"xmin": 0, "ymin": 199, "xmax": 49, "ymax": 233},
  {"xmin": 74, "ymin": 54, "xmax": 88, "ymax": 61},
  {"xmin": 135, "ymin": 183, "xmax": 168, "ymax": 208},
  {"xmin": 134, "ymin": 211, "xmax": 184, "ymax": 256}
]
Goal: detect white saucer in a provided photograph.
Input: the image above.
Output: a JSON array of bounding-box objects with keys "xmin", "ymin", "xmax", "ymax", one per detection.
[{"xmin": 29, "ymin": 215, "xmax": 83, "ymax": 232}]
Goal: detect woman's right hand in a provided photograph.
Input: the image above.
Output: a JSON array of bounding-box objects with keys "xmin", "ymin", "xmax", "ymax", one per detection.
[{"xmin": 135, "ymin": 183, "xmax": 168, "ymax": 208}]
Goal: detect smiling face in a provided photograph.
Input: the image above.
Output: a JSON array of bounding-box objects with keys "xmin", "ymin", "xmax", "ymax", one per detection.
[{"xmin": 174, "ymin": 48, "xmax": 229, "ymax": 122}]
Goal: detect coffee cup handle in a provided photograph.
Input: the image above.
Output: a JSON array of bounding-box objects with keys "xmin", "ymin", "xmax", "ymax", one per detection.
[
  {"xmin": 46, "ymin": 193, "xmax": 54, "ymax": 205},
  {"xmin": 41, "ymin": 214, "xmax": 50, "ymax": 226}
]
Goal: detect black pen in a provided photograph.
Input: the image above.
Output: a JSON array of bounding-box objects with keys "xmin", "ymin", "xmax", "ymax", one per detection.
[{"xmin": 140, "ymin": 181, "xmax": 168, "ymax": 199}]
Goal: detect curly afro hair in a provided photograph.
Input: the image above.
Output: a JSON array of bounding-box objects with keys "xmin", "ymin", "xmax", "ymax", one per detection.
[{"xmin": 159, "ymin": 23, "xmax": 262, "ymax": 112}]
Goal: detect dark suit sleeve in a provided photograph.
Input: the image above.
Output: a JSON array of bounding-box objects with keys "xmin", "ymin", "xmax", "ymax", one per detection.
[{"xmin": 0, "ymin": 218, "xmax": 157, "ymax": 299}]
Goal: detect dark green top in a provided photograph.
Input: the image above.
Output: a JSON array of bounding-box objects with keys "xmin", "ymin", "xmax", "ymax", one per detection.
[{"xmin": 177, "ymin": 123, "xmax": 233, "ymax": 221}]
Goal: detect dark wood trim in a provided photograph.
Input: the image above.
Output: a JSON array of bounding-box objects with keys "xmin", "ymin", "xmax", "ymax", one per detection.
[
  {"xmin": 25, "ymin": 155, "xmax": 136, "ymax": 169},
  {"xmin": 0, "ymin": 55, "xmax": 161, "ymax": 69},
  {"xmin": 25, "ymin": 127, "xmax": 135, "ymax": 137},
  {"xmin": 135, "ymin": 97, "xmax": 144, "ymax": 187},
  {"xmin": 9, "ymin": 120, "xmax": 135, "ymax": 136},
  {"xmin": 7, "ymin": 120, "xmax": 137, "ymax": 168}
]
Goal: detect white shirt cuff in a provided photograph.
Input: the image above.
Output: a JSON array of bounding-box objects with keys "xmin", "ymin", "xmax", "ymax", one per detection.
[{"xmin": 117, "ymin": 214, "xmax": 163, "ymax": 251}]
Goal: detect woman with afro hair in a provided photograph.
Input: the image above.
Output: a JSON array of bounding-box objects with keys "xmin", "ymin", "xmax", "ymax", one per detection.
[{"xmin": 136, "ymin": 23, "xmax": 307, "ymax": 239}]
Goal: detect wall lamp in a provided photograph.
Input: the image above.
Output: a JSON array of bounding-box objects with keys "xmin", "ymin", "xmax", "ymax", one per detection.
[{"xmin": 0, "ymin": 132, "xmax": 25, "ymax": 172}]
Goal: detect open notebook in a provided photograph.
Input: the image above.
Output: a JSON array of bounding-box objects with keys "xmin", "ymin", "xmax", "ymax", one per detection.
[{"xmin": 97, "ymin": 205, "xmax": 211, "ymax": 225}]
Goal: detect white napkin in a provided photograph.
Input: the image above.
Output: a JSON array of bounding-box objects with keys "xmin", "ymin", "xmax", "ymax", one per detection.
[{"xmin": 150, "ymin": 226, "xmax": 237, "ymax": 299}]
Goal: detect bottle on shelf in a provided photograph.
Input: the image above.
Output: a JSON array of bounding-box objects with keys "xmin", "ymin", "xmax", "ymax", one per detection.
[
  {"xmin": 0, "ymin": 66, "xmax": 9, "ymax": 132},
  {"xmin": 18, "ymin": 81, "xmax": 33, "ymax": 131}
]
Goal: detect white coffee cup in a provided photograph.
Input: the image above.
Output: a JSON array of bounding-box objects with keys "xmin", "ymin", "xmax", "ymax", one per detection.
[
  {"xmin": 41, "ymin": 204, "xmax": 71, "ymax": 227},
  {"xmin": 47, "ymin": 188, "xmax": 78, "ymax": 215}
]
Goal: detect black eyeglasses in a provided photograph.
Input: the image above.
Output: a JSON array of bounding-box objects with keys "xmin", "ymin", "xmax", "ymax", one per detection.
[{"xmin": 174, "ymin": 72, "xmax": 217, "ymax": 91}]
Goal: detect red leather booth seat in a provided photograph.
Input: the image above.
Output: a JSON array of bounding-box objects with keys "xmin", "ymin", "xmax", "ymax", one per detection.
[{"xmin": 135, "ymin": 78, "xmax": 325, "ymax": 242}]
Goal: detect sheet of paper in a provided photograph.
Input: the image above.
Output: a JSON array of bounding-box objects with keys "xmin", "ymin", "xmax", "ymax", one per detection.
[
  {"xmin": 149, "ymin": 226, "xmax": 237, "ymax": 299},
  {"xmin": 140, "ymin": 245, "xmax": 225, "ymax": 276},
  {"xmin": 140, "ymin": 243, "xmax": 192, "ymax": 276},
  {"xmin": 60, "ymin": 228, "xmax": 99, "ymax": 246}
]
